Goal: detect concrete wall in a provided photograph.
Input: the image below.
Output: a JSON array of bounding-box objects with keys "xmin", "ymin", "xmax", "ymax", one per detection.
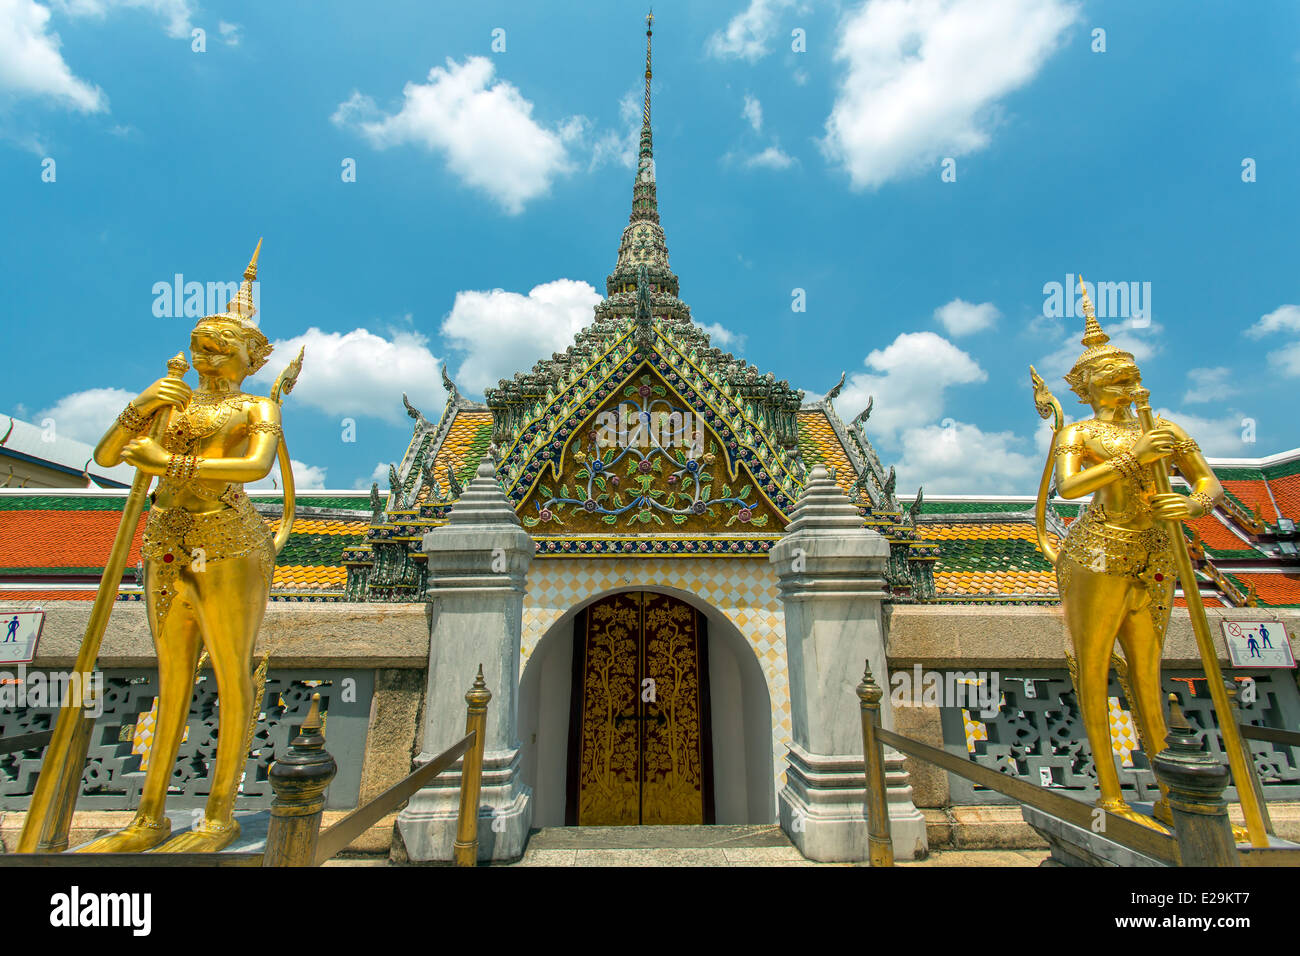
[{"xmin": 7, "ymin": 599, "xmax": 1297, "ymax": 852}]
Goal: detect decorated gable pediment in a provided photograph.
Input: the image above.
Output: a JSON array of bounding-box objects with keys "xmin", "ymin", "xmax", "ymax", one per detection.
[{"xmin": 516, "ymin": 364, "xmax": 785, "ymax": 536}]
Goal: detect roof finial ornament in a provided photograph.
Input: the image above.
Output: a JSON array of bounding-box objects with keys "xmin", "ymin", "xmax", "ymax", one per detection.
[{"xmin": 630, "ymin": 11, "xmax": 658, "ymax": 220}]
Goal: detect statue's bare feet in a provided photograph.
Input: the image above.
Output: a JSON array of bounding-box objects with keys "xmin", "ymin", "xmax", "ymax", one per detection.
[
  {"xmin": 77, "ymin": 814, "xmax": 171, "ymax": 853},
  {"xmin": 1231, "ymin": 823, "xmax": 1250, "ymax": 842},
  {"xmin": 153, "ymin": 817, "xmax": 240, "ymax": 853},
  {"xmin": 1097, "ymin": 799, "xmax": 1170, "ymax": 835}
]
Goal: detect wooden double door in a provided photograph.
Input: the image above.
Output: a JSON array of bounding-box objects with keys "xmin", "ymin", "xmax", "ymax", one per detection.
[{"xmin": 566, "ymin": 591, "xmax": 714, "ymax": 825}]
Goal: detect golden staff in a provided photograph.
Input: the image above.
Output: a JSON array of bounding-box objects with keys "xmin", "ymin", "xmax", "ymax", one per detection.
[
  {"xmin": 1132, "ymin": 386, "xmax": 1269, "ymax": 847},
  {"xmin": 19, "ymin": 352, "xmax": 189, "ymax": 852}
]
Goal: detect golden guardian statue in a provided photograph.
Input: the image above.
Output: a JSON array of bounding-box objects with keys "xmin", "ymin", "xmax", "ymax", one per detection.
[
  {"xmin": 1030, "ymin": 278, "xmax": 1222, "ymax": 833},
  {"xmin": 21, "ymin": 241, "xmax": 303, "ymax": 854}
]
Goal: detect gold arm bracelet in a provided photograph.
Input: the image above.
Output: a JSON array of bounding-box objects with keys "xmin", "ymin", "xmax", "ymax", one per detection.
[
  {"xmin": 247, "ymin": 421, "xmax": 282, "ymax": 437},
  {"xmin": 1111, "ymin": 451, "xmax": 1143, "ymax": 483},
  {"xmin": 165, "ymin": 453, "xmax": 202, "ymax": 480},
  {"xmin": 117, "ymin": 403, "xmax": 151, "ymax": 433},
  {"xmin": 1189, "ymin": 491, "xmax": 1215, "ymax": 516}
]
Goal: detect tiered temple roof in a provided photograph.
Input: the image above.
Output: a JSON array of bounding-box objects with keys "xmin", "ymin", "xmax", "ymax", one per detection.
[
  {"xmin": 6, "ymin": 451, "xmax": 1299, "ymax": 607},
  {"xmin": 7, "ymin": 19, "xmax": 1299, "ymax": 610}
]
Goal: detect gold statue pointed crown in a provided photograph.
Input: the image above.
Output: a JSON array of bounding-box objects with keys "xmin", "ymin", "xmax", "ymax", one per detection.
[
  {"xmin": 196, "ymin": 239, "xmax": 273, "ymax": 372},
  {"xmin": 1064, "ymin": 273, "xmax": 1134, "ymax": 399},
  {"xmin": 203, "ymin": 237, "xmax": 262, "ymax": 328}
]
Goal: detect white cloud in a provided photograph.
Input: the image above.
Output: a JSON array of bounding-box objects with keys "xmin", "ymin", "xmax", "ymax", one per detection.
[
  {"xmin": 1035, "ymin": 314, "xmax": 1163, "ymax": 385},
  {"xmin": 1246, "ymin": 304, "xmax": 1300, "ymax": 339},
  {"xmin": 217, "ymin": 20, "xmax": 241, "ymax": 45},
  {"xmin": 0, "ymin": 0, "xmax": 106, "ymax": 112},
  {"xmin": 588, "ymin": 88, "xmax": 641, "ymax": 172},
  {"xmin": 1154, "ymin": 408, "xmax": 1256, "ymax": 458},
  {"xmin": 1183, "ymin": 367, "xmax": 1237, "ymax": 404},
  {"xmin": 821, "ymin": 0, "xmax": 1079, "ymax": 190},
  {"xmin": 50, "ymin": 0, "xmax": 195, "ymax": 38},
  {"xmin": 441, "ymin": 279, "xmax": 601, "ymax": 394},
  {"xmin": 702, "ymin": 322, "xmax": 746, "ymax": 352},
  {"xmin": 933, "ymin": 297, "xmax": 999, "ymax": 336},
  {"xmin": 895, "ymin": 419, "xmax": 1038, "ymax": 494},
  {"xmin": 707, "ymin": 0, "xmax": 801, "ymax": 62},
  {"xmin": 1245, "ymin": 305, "xmax": 1300, "ymax": 377},
  {"xmin": 332, "ymin": 57, "xmax": 580, "ymax": 215},
  {"xmin": 35, "ymin": 387, "xmax": 136, "ymax": 443},
  {"xmin": 745, "ymin": 146, "xmax": 795, "ymax": 170},
  {"xmin": 249, "ymin": 327, "xmax": 446, "ymax": 424},
  {"xmin": 837, "ymin": 331, "xmax": 986, "ymax": 442},
  {"xmin": 353, "ymin": 461, "xmax": 389, "ymax": 491},
  {"xmin": 248, "ymin": 459, "xmax": 327, "ymax": 491},
  {"xmin": 742, "ymin": 94, "xmax": 763, "ymax": 132}
]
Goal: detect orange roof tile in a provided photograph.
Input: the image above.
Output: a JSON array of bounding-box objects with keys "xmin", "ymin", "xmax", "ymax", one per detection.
[
  {"xmin": 267, "ymin": 518, "xmax": 369, "ymax": 536},
  {"xmin": 1230, "ymin": 572, "xmax": 1300, "ymax": 607},
  {"xmin": 0, "ymin": 589, "xmax": 103, "ymax": 600},
  {"xmin": 419, "ymin": 410, "xmax": 494, "ymax": 503},
  {"xmin": 272, "ymin": 565, "xmax": 347, "ymax": 590},
  {"xmin": 934, "ymin": 570, "xmax": 1058, "ymax": 594},
  {"xmin": 0, "ymin": 510, "xmax": 145, "ymax": 569},
  {"xmin": 1221, "ymin": 479, "xmax": 1278, "ymax": 524},
  {"xmin": 1174, "ymin": 595, "xmax": 1225, "ymax": 608},
  {"xmin": 796, "ymin": 410, "xmax": 856, "ymax": 496},
  {"xmin": 1185, "ymin": 513, "xmax": 1254, "ymax": 553},
  {"xmin": 1268, "ymin": 473, "xmax": 1300, "ymax": 524},
  {"xmin": 920, "ymin": 523, "xmax": 1058, "ymax": 544}
]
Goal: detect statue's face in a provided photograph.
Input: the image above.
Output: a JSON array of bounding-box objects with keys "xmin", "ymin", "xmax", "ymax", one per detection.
[
  {"xmin": 1086, "ymin": 355, "xmax": 1141, "ymax": 408},
  {"xmin": 191, "ymin": 320, "xmax": 253, "ymax": 381}
]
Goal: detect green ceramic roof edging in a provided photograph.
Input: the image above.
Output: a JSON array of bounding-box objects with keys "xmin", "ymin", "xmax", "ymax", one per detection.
[
  {"xmin": 931, "ymin": 537, "xmax": 1055, "ymax": 575},
  {"xmin": 452, "ymin": 420, "xmax": 494, "ymax": 484},
  {"xmin": 0, "ymin": 496, "xmax": 133, "ymax": 511},
  {"xmin": 1262, "ymin": 457, "xmax": 1300, "ymax": 481},
  {"xmin": 277, "ymin": 532, "xmax": 365, "ymax": 567},
  {"xmin": 0, "ymin": 494, "xmax": 368, "ymax": 512}
]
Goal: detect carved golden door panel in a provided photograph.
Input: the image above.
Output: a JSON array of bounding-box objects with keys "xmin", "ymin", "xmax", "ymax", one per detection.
[{"xmin": 566, "ymin": 591, "xmax": 714, "ymax": 825}]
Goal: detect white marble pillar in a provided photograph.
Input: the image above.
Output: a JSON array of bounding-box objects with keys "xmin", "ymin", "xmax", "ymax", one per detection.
[
  {"xmin": 396, "ymin": 460, "xmax": 534, "ymax": 862},
  {"xmin": 769, "ymin": 465, "xmax": 927, "ymax": 862}
]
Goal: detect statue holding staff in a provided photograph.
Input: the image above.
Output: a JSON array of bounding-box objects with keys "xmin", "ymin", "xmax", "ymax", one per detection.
[
  {"xmin": 1030, "ymin": 278, "xmax": 1222, "ymax": 833},
  {"xmin": 74, "ymin": 241, "xmax": 303, "ymax": 852}
]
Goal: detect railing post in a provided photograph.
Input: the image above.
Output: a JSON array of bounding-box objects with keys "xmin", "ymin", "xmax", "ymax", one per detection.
[
  {"xmin": 453, "ymin": 665, "xmax": 492, "ymax": 867},
  {"xmin": 1151, "ymin": 693, "xmax": 1240, "ymax": 867},
  {"xmin": 857, "ymin": 660, "xmax": 895, "ymax": 867},
  {"xmin": 1223, "ymin": 678, "xmax": 1274, "ymax": 836},
  {"xmin": 264, "ymin": 694, "xmax": 337, "ymax": 867}
]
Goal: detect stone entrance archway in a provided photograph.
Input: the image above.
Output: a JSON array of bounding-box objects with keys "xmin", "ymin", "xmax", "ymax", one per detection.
[{"xmin": 519, "ymin": 585, "xmax": 775, "ymax": 826}]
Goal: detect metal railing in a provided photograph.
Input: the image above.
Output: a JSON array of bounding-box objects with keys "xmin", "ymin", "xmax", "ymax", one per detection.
[
  {"xmin": 262, "ymin": 664, "xmax": 492, "ymax": 867},
  {"xmin": 0, "ymin": 667, "xmax": 491, "ymax": 867},
  {"xmin": 857, "ymin": 661, "xmax": 1300, "ymax": 868}
]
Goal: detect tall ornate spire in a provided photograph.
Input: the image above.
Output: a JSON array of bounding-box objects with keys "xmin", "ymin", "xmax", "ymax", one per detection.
[
  {"xmin": 603, "ymin": 11, "xmax": 684, "ymax": 317},
  {"xmin": 631, "ymin": 11, "xmax": 658, "ymax": 226}
]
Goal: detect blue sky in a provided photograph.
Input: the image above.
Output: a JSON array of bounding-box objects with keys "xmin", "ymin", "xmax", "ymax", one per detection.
[{"xmin": 3, "ymin": 0, "xmax": 1299, "ymax": 494}]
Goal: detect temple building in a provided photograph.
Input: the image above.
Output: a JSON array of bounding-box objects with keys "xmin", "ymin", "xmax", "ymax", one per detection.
[{"xmin": 2, "ymin": 18, "xmax": 1299, "ymax": 862}]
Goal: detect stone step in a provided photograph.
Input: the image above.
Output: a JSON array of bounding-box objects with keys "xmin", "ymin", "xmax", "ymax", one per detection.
[{"xmin": 524, "ymin": 824, "xmax": 792, "ymax": 851}]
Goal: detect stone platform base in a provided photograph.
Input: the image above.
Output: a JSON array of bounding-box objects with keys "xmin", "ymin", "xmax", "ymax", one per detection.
[
  {"xmin": 1021, "ymin": 804, "xmax": 1168, "ymax": 867},
  {"xmin": 0, "ymin": 808, "xmax": 396, "ymax": 856}
]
